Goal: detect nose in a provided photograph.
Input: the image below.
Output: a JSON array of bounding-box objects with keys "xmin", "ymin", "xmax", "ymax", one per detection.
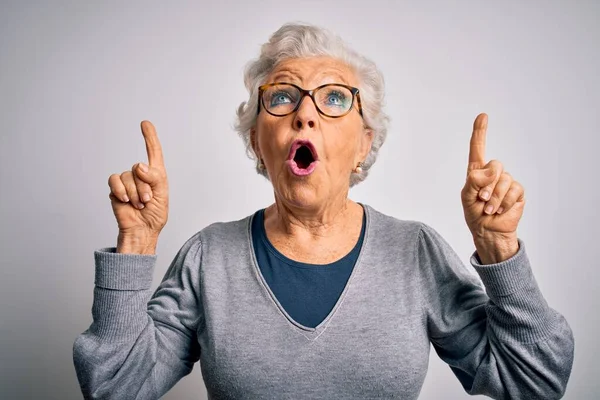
[{"xmin": 292, "ymin": 94, "xmax": 317, "ymax": 130}]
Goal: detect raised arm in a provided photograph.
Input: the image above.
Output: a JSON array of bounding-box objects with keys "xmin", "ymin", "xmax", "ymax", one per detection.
[
  {"xmin": 73, "ymin": 121, "xmax": 203, "ymax": 399},
  {"xmin": 418, "ymin": 223, "xmax": 574, "ymax": 399},
  {"xmin": 73, "ymin": 235, "xmax": 203, "ymax": 399}
]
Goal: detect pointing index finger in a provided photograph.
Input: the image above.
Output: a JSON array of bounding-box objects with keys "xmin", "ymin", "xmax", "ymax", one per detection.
[
  {"xmin": 468, "ymin": 113, "xmax": 488, "ymax": 174},
  {"xmin": 140, "ymin": 120, "xmax": 164, "ymax": 168}
]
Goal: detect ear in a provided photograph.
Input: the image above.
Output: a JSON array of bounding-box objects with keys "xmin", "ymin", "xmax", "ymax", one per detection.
[
  {"xmin": 358, "ymin": 128, "xmax": 374, "ymax": 162},
  {"xmin": 250, "ymin": 127, "xmax": 261, "ymax": 159}
]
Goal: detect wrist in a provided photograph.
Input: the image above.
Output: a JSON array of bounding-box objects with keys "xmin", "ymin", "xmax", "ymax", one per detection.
[
  {"xmin": 474, "ymin": 233, "xmax": 519, "ymax": 265},
  {"xmin": 117, "ymin": 230, "xmax": 159, "ymax": 255}
]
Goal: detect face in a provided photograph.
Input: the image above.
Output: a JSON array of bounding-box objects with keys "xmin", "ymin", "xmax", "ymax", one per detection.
[{"xmin": 251, "ymin": 57, "xmax": 373, "ymax": 209}]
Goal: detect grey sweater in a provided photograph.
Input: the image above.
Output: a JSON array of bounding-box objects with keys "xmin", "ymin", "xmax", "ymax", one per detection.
[{"xmin": 73, "ymin": 204, "xmax": 574, "ymax": 399}]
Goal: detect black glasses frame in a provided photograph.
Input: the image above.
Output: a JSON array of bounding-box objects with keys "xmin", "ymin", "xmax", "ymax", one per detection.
[{"xmin": 257, "ymin": 82, "xmax": 363, "ymax": 118}]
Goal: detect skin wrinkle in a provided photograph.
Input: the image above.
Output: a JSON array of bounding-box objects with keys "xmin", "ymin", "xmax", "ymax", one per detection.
[
  {"xmin": 250, "ymin": 56, "xmax": 373, "ymax": 264},
  {"xmin": 270, "ymin": 69, "xmax": 351, "ymax": 86}
]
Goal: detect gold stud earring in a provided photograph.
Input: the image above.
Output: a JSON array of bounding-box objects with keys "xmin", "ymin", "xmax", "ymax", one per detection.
[{"xmin": 354, "ymin": 162, "xmax": 363, "ymax": 174}]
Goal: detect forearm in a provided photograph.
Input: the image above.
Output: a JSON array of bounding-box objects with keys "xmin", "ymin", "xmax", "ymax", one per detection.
[
  {"xmin": 469, "ymin": 240, "xmax": 574, "ymax": 398},
  {"xmin": 73, "ymin": 248, "xmax": 198, "ymax": 399},
  {"xmin": 420, "ymin": 223, "xmax": 574, "ymax": 398},
  {"xmin": 73, "ymin": 248, "xmax": 159, "ymax": 398},
  {"xmin": 89, "ymin": 248, "xmax": 156, "ymax": 338},
  {"xmin": 74, "ymin": 238, "xmax": 203, "ymax": 399}
]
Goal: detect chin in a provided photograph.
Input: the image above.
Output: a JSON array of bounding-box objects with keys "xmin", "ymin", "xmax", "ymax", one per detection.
[{"xmin": 277, "ymin": 178, "xmax": 324, "ymax": 208}]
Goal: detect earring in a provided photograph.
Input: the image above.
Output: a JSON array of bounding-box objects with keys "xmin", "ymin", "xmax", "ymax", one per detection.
[
  {"xmin": 354, "ymin": 162, "xmax": 363, "ymax": 174},
  {"xmin": 258, "ymin": 159, "xmax": 265, "ymax": 170}
]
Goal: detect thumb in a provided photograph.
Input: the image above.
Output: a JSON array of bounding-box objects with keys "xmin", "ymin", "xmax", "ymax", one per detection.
[{"xmin": 135, "ymin": 163, "xmax": 168, "ymax": 196}]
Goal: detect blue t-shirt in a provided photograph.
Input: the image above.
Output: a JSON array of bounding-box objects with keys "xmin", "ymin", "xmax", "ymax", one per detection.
[{"xmin": 251, "ymin": 206, "xmax": 366, "ymax": 328}]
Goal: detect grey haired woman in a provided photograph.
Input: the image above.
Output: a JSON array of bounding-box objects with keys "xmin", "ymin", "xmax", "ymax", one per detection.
[{"xmin": 73, "ymin": 22, "xmax": 574, "ymax": 399}]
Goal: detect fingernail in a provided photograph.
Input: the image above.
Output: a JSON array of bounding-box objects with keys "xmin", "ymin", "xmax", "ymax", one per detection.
[
  {"xmin": 497, "ymin": 207, "xmax": 504, "ymax": 214},
  {"xmin": 122, "ymin": 195, "xmax": 129, "ymax": 202},
  {"xmin": 485, "ymin": 205, "xmax": 494, "ymax": 214},
  {"xmin": 139, "ymin": 163, "xmax": 148, "ymax": 173},
  {"xmin": 481, "ymin": 191, "xmax": 490, "ymax": 200},
  {"xmin": 138, "ymin": 203, "xmax": 145, "ymax": 209},
  {"xmin": 142, "ymin": 193, "xmax": 151, "ymax": 202}
]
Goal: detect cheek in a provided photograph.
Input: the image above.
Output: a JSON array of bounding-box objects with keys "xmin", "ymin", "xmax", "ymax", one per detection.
[
  {"xmin": 324, "ymin": 125, "xmax": 361, "ymax": 163},
  {"xmin": 256, "ymin": 119, "xmax": 289, "ymax": 159}
]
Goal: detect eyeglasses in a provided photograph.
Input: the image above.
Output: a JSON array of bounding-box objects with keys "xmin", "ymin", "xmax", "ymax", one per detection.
[{"xmin": 257, "ymin": 82, "xmax": 363, "ymax": 118}]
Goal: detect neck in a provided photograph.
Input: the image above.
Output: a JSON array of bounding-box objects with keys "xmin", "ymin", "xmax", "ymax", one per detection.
[{"xmin": 265, "ymin": 193, "xmax": 359, "ymax": 240}]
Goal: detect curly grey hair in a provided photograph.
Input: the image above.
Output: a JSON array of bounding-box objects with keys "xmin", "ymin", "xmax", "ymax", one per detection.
[{"xmin": 234, "ymin": 22, "xmax": 390, "ymax": 186}]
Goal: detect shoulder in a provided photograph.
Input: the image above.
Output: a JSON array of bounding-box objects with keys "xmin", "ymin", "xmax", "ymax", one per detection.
[
  {"xmin": 362, "ymin": 205, "xmax": 463, "ymax": 284},
  {"xmin": 363, "ymin": 204, "xmax": 461, "ymax": 268},
  {"xmin": 169, "ymin": 213, "xmax": 255, "ymax": 271},
  {"xmin": 363, "ymin": 203, "xmax": 426, "ymax": 244},
  {"xmin": 180, "ymin": 212, "xmax": 255, "ymax": 252}
]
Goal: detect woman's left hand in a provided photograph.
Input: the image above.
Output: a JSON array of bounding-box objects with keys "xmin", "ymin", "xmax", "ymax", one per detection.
[{"xmin": 460, "ymin": 113, "xmax": 526, "ymax": 263}]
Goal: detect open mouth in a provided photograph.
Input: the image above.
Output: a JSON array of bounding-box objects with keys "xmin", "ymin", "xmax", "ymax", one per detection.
[
  {"xmin": 287, "ymin": 140, "xmax": 318, "ymax": 176},
  {"xmin": 294, "ymin": 145, "xmax": 315, "ymax": 168}
]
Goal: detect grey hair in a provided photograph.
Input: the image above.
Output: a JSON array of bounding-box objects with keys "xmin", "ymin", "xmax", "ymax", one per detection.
[{"xmin": 234, "ymin": 22, "xmax": 390, "ymax": 186}]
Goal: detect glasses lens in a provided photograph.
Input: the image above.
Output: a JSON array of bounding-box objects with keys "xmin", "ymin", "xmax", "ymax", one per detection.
[
  {"xmin": 314, "ymin": 85, "xmax": 353, "ymax": 117},
  {"xmin": 262, "ymin": 84, "xmax": 300, "ymax": 116}
]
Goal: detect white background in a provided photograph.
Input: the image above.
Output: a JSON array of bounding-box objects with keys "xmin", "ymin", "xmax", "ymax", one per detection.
[{"xmin": 1, "ymin": 1, "xmax": 598, "ymax": 398}]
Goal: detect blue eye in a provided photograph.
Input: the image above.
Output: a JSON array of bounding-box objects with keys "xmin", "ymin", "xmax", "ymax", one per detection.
[
  {"xmin": 270, "ymin": 91, "xmax": 294, "ymax": 106},
  {"xmin": 324, "ymin": 91, "xmax": 348, "ymax": 107}
]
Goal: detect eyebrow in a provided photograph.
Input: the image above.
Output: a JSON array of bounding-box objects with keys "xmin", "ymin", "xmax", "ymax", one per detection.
[{"xmin": 270, "ymin": 70, "xmax": 350, "ymax": 87}]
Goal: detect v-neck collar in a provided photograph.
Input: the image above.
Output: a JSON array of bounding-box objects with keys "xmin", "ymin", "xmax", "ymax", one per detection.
[
  {"xmin": 256, "ymin": 207, "xmax": 365, "ymax": 269},
  {"xmin": 246, "ymin": 204, "xmax": 371, "ymax": 341}
]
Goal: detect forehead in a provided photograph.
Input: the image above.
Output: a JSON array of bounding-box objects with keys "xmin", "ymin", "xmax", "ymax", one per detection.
[{"xmin": 267, "ymin": 57, "xmax": 358, "ymax": 87}]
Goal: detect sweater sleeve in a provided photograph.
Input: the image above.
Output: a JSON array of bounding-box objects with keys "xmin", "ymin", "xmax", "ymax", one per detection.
[
  {"xmin": 417, "ymin": 223, "xmax": 574, "ymax": 400},
  {"xmin": 72, "ymin": 233, "xmax": 203, "ymax": 400}
]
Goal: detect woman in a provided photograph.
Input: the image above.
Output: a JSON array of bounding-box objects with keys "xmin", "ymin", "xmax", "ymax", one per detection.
[{"xmin": 73, "ymin": 23, "xmax": 574, "ymax": 399}]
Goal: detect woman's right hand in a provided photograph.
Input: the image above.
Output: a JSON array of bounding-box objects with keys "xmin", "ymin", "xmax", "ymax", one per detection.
[{"xmin": 108, "ymin": 121, "xmax": 169, "ymax": 254}]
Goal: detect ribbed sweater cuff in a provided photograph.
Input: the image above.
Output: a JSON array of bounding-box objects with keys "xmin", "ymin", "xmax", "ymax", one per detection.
[
  {"xmin": 470, "ymin": 238, "xmax": 531, "ymax": 297},
  {"xmin": 90, "ymin": 288, "xmax": 151, "ymax": 341},
  {"xmin": 94, "ymin": 247, "xmax": 156, "ymax": 290},
  {"xmin": 470, "ymin": 239, "xmax": 558, "ymax": 342}
]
